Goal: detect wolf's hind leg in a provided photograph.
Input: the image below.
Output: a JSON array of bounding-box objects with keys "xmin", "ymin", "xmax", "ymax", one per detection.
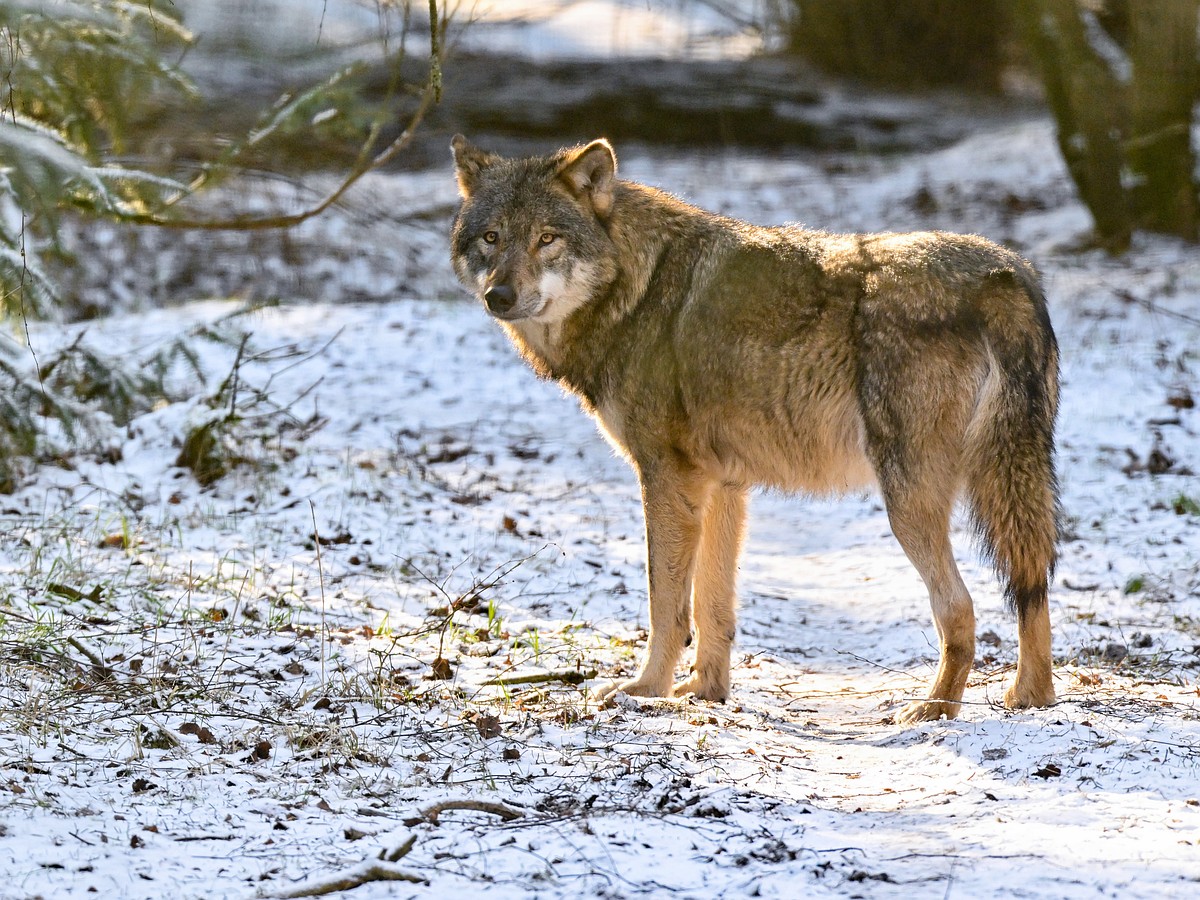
[
  {"xmin": 886, "ymin": 491, "xmax": 976, "ymax": 724},
  {"xmin": 672, "ymin": 483, "xmax": 747, "ymax": 702},
  {"xmin": 1004, "ymin": 595, "xmax": 1055, "ymax": 709}
]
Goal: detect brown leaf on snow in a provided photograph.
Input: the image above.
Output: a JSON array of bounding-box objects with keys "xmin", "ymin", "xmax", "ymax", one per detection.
[
  {"xmin": 425, "ymin": 443, "xmax": 471, "ymax": 464},
  {"xmin": 1146, "ymin": 447, "xmax": 1174, "ymax": 475},
  {"xmin": 310, "ymin": 530, "xmax": 353, "ymax": 546},
  {"xmin": 428, "ymin": 657, "xmax": 454, "ymax": 680},
  {"xmin": 474, "ymin": 714, "xmax": 502, "ymax": 739},
  {"xmin": 179, "ymin": 722, "xmax": 217, "ymax": 745},
  {"xmin": 1167, "ymin": 388, "xmax": 1195, "ymax": 410},
  {"xmin": 46, "ymin": 582, "xmax": 103, "ymax": 603}
]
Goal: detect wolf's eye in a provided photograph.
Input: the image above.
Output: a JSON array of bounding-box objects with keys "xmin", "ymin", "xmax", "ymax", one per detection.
[
  {"xmin": 539, "ymin": 233, "xmax": 557, "ymax": 246},
  {"xmin": 483, "ymin": 231, "xmax": 499, "ymax": 244}
]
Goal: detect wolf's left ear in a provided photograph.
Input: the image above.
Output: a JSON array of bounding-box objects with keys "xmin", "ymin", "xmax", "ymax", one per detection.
[
  {"xmin": 451, "ymin": 134, "xmax": 496, "ymax": 199},
  {"xmin": 559, "ymin": 139, "xmax": 617, "ymax": 218}
]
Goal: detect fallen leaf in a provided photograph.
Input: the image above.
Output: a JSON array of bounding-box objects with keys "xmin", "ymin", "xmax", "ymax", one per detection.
[
  {"xmin": 1167, "ymin": 389, "xmax": 1194, "ymax": 410},
  {"xmin": 474, "ymin": 714, "xmax": 502, "ymax": 739},
  {"xmin": 179, "ymin": 722, "xmax": 217, "ymax": 745},
  {"xmin": 310, "ymin": 530, "xmax": 353, "ymax": 546},
  {"xmin": 46, "ymin": 582, "xmax": 103, "ymax": 603}
]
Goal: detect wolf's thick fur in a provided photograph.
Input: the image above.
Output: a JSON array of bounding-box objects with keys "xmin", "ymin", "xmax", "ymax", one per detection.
[{"xmin": 450, "ymin": 135, "xmax": 1059, "ymax": 722}]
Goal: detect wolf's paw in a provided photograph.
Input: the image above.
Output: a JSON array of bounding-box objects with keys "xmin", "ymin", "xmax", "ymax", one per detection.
[
  {"xmin": 670, "ymin": 673, "xmax": 728, "ymax": 703},
  {"xmin": 593, "ymin": 677, "xmax": 671, "ymax": 705},
  {"xmin": 895, "ymin": 699, "xmax": 960, "ymax": 725},
  {"xmin": 1003, "ymin": 680, "xmax": 1056, "ymax": 710}
]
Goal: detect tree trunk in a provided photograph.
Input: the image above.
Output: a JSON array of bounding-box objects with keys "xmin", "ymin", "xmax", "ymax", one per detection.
[
  {"xmin": 1127, "ymin": 0, "xmax": 1200, "ymax": 239},
  {"xmin": 787, "ymin": 0, "xmax": 1007, "ymax": 91},
  {"xmin": 1016, "ymin": 0, "xmax": 1133, "ymax": 250}
]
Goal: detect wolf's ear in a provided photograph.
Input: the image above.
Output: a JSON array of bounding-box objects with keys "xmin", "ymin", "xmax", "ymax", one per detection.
[
  {"xmin": 558, "ymin": 139, "xmax": 617, "ymax": 218},
  {"xmin": 451, "ymin": 134, "xmax": 496, "ymax": 199}
]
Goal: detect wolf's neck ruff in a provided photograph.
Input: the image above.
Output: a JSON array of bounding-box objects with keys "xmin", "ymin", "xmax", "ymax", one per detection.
[{"xmin": 450, "ymin": 135, "xmax": 1059, "ymax": 723}]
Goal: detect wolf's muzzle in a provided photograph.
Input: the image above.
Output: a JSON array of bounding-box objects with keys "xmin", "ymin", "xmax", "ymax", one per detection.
[{"xmin": 484, "ymin": 284, "xmax": 517, "ymax": 316}]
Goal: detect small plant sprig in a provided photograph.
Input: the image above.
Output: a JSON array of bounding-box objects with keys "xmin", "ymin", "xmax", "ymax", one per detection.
[{"xmin": 174, "ymin": 325, "xmax": 337, "ymax": 486}]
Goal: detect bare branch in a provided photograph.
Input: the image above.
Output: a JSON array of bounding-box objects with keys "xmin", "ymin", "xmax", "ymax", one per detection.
[
  {"xmin": 271, "ymin": 861, "xmax": 426, "ymax": 898},
  {"xmin": 413, "ymin": 799, "xmax": 525, "ymax": 825},
  {"xmin": 483, "ymin": 669, "xmax": 597, "ymax": 687},
  {"xmin": 127, "ymin": 1, "xmax": 445, "ymax": 233}
]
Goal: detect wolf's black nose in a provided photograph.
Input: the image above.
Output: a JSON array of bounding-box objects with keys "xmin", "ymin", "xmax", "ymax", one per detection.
[{"xmin": 484, "ymin": 285, "xmax": 516, "ymax": 315}]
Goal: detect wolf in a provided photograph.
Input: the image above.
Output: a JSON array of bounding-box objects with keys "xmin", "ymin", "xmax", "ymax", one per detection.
[{"xmin": 449, "ymin": 134, "xmax": 1059, "ymax": 723}]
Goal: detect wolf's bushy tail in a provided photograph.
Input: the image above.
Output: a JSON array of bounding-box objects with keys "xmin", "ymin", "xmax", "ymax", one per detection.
[{"xmin": 963, "ymin": 269, "xmax": 1060, "ymax": 621}]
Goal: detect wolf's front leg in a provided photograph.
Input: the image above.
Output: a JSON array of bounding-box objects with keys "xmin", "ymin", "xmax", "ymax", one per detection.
[
  {"xmin": 672, "ymin": 483, "xmax": 746, "ymax": 702},
  {"xmin": 595, "ymin": 463, "xmax": 711, "ymax": 703}
]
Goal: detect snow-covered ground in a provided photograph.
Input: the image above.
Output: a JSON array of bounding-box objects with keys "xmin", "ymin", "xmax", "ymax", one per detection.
[{"xmin": 2, "ymin": 118, "xmax": 1200, "ymax": 899}]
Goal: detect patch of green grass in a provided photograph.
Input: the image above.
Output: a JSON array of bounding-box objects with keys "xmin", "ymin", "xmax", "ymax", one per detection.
[{"xmin": 1172, "ymin": 494, "xmax": 1200, "ymax": 516}]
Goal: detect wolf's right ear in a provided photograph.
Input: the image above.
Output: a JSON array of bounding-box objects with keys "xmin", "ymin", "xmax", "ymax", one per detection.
[
  {"xmin": 451, "ymin": 134, "xmax": 496, "ymax": 199},
  {"xmin": 559, "ymin": 139, "xmax": 617, "ymax": 219}
]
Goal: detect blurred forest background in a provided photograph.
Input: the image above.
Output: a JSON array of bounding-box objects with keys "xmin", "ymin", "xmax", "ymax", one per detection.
[{"xmin": 0, "ymin": 0, "xmax": 1198, "ymax": 480}]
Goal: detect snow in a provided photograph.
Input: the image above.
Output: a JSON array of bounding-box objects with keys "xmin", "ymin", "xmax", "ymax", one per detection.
[
  {"xmin": 171, "ymin": 0, "xmax": 771, "ymax": 96},
  {"xmin": 459, "ymin": 1, "xmax": 771, "ymax": 61},
  {"xmin": 3, "ymin": 118, "xmax": 1200, "ymax": 899}
]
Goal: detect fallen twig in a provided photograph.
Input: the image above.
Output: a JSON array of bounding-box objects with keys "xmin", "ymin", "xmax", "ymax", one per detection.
[
  {"xmin": 483, "ymin": 669, "xmax": 597, "ymax": 687},
  {"xmin": 380, "ymin": 834, "xmax": 417, "ymax": 863},
  {"xmin": 412, "ymin": 799, "xmax": 524, "ymax": 826},
  {"xmin": 66, "ymin": 636, "xmax": 107, "ymax": 673},
  {"xmin": 271, "ymin": 859, "xmax": 425, "ymax": 898}
]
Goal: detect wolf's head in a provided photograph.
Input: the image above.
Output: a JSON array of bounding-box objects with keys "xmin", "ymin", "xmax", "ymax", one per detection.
[{"xmin": 450, "ymin": 135, "xmax": 620, "ymax": 323}]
